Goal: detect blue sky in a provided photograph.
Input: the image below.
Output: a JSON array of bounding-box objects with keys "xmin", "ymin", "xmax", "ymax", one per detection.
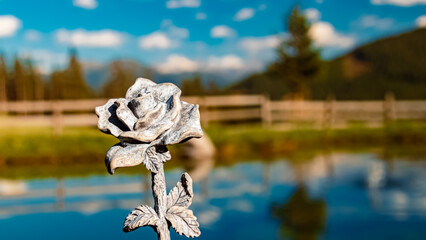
[{"xmin": 0, "ymin": 0, "xmax": 425, "ymax": 77}]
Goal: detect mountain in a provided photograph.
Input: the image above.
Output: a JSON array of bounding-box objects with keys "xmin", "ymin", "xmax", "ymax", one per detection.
[
  {"xmin": 84, "ymin": 61, "xmax": 250, "ymax": 91},
  {"xmin": 83, "ymin": 60, "xmax": 148, "ymax": 90},
  {"xmin": 229, "ymin": 28, "xmax": 426, "ymax": 100}
]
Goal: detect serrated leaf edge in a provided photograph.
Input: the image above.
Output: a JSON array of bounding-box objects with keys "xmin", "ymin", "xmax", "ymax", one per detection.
[
  {"xmin": 166, "ymin": 172, "xmax": 193, "ymax": 209},
  {"xmin": 123, "ymin": 205, "xmax": 159, "ymax": 233},
  {"xmin": 166, "ymin": 206, "xmax": 201, "ymax": 238}
]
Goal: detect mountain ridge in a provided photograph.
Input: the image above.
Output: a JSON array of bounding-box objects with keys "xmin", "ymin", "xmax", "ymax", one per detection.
[{"xmin": 229, "ymin": 28, "xmax": 426, "ymax": 100}]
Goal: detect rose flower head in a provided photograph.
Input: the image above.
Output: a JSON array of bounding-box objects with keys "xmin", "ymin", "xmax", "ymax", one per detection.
[{"xmin": 95, "ymin": 78, "xmax": 203, "ymax": 174}]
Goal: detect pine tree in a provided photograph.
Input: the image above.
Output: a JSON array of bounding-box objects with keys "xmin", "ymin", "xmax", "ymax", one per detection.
[
  {"xmin": 27, "ymin": 62, "xmax": 44, "ymax": 100},
  {"xmin": 13, "ymin": 58, "xmax": 26, "ymax": 101},
  {"xmin": 143, "ymin": 67, "xmax": 154, "ymax": 81},
  {"xmin": 49, "ymin": 70, "xmax": 64, "ymax": 100},
  {"xmin": 0, "ymin": 56, "xmax": 7, "ymax": 102},
  {"xmin": 62, "ymin": 51, "xmax": 92, "ymax": 99},
  {"xmin": 102, "ymin": 61, "xmax": 136, "ymax": 98},
  {"xmin": 269, "ymin": 6, "xmax": 321, "ymax": 99},
  {"xmin": 181, "ymin": 75, "xmax": 204, "ymax": 96},
  {"xmin": 207, "ymin": 79, "xmax": 218, "ymax": 95}
]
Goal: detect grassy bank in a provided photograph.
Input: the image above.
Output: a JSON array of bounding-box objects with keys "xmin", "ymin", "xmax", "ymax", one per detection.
[
  {"xmin": 1, "ymin": 122, "xmax": 426, "ymax": 160},
  {"xmin": 0, "ymin": 122, "xmax": 425, "ymax": 179}
]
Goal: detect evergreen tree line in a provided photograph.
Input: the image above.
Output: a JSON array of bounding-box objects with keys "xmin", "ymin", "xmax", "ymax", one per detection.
[
  {"xmin": 0, "ymin": 56, "xmax": 46, "ymax": 101},
  {"xmin": 180, "ymin": 75, "xmax": 220, "ymax": 96},
  {"xmin": 0, "ymin": 53, "xmax": 157, "ymax": 101},
  {"xmin": 0, "ymin": 53, "xmax": 93, "ymax": 101}
]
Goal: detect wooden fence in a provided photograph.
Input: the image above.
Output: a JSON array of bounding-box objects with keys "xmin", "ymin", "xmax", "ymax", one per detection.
[{"xmin": 1, "ymin": 94, "xmax": 426, "ymax": 132}]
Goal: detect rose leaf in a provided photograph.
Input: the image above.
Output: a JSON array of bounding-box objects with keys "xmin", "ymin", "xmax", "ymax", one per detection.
[
  {"xmin": 105, "ymin": 143, "xmax": 149, "ymax": 174},
  {"xmin": 123, "ymin": 205, "xmax": 159, "ymax": 233},
  {"xmin": 166, "ymin": 206, "xmax": 201, "ymax": 238},
  {"xmin": 167, "ymin": 173, "xmax": 193, "ymax": 210}
]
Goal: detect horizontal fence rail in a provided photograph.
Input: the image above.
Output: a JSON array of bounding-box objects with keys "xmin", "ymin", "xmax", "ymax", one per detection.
[{"xmin": 1, "ymin": 94, "xmax": 426, "ymax": 133}]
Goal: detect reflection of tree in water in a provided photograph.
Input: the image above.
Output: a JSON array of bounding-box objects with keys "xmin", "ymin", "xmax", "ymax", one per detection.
[{"xmin": 271, "ymin": 185, "xmax": 326, "ymax": 240}]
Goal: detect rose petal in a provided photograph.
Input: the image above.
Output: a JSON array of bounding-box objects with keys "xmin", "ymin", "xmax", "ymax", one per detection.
[
  {"xmin": 120, "ymin": 93, "xmax": 183, "ymax": 143},
  {"xmin": 125, "ymin": 78, "xmax": 156, "ymax": 100},
  {"xmin": 165, "ymin": 92, "xmax": 182, "ymax": 123},
  {"xmin": 161, "ymin": 102, "xmax": 203, "ymax": 145},
  {"xmin": 95, "ymin": 99, "xmax": 129, "ymax": 137},
  {"xmin": 105, "ymin": 143, "xmax": 149, "ymax": 174},
  {"xmin": 134, "ymin": 103, "xmax": 165, "ymax": 130},
  {"xmin": 128, "ymin": 94, "xmax": 158, "ymax": 119},
  {"xmin": 150, "ymin": 83, "xmax": 182, "ymax": 103},
  {"xmin": 119, "ymin": 122, "xmax": 171, "ymax": 143},
  {"xmin": 115, "ymin": 99, "xmax": 138, "ymax": 130}
]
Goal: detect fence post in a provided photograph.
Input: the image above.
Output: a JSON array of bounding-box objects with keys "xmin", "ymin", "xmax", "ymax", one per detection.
[
  {"xmin": 287, "ymin": 98, "xmax": 294, "ymax": 125},
  {"xmin": 52, "ymin": 101, "xmax": 63, "ymax": 135},
  {"xmin": 383, "ymin": 91, "xmax": 395, "ymax": 125},
  {"xmin": 200, "ymin": 96, "xmax": 209, "ymax": 128},
  {"xmin": 261, "ymin": 94, "xmax": 272, "ymax": 127},
  {"xmin": 323, "ymin": 94, "xmax": 335, "ymax": 129},
  {"xmin": 0, "ymin": 73, "xmax": 6, "ymax": 115},
  {"xmin": 0, "ymin": 100, "xmax": 6, "ymax": 116}
]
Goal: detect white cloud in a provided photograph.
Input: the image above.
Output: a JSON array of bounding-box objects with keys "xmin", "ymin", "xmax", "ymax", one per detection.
[
  {"xmin": 161, "ymin": 19, "xmax": 189, "ymax": 38},
  {"xmin": 166, "ymin": 0, "xmax": 200, "ymax": 9},
  {"xmin": 416, "ymin": 15, "xmax": 426, "ymax": 27},
  {"xmin": 73, "ymin": 0, "xmax": 98, "ymax": 9},
  {"xmin": 239, "ymin": 35, "xmax": 281, "ymax": 53},
  {"xmin": 357, "ymin": 15, "xmax": 394, "ymax": 30},
  {"xmin": 19, "ymin": 49, "xmax": 67, "ymax": 74},
  {"xmin": 317, "ymin": 0, "xmax": 324, "ymax": 3},
  {"xmin": 227, "ymin": 199, "xmax": 254, "ymax": 213},
  {"xmin": 139, "ymin": 32, "xmax": 172, "ymax": 49},
  {"xmin": 196, "ymin": 12, "xmax": 207, "ymax": 20},
  {"xmin": 191, "ymin": 41, "xmax": 208, "ymax": 52},
  {"xmin": 197, "ymin": 209, "xmax": 221, "ymax": 226},
  {"xmin": 211, "ymin": 25, "xmax": 236, "ymax": 38},
  {"xmin": 305, "ymin": 8, "xmax": 321, "ymax": 22},
  {"xmin": 25, "ymin": 30, "xmax": 42, "ymax": 42},
  {"xmin": 156, "ymin": 54, "xmax": 198, "ymax": 74},
  {"xmin": 156, "ymin": 54, "xmax": 246, "ymax": 74},
  {"xmin": 0, "ymin": 15, "xmax": 21, "ymax": 38},
  {"xmin": 56, "ymin": 29, "xmax": 123, "ymax": 47},
  {"xmin": 258, "ymin": 4, "xmax": 267, "ymax": 11},
  {"xmin": 234, "ymin": 8, "xmax": 255, "ymax": 21},
  {"xmin": 169, "ymin": 26, "xmax": 189, "ymax": 38},
  {"xmin": 206, "ymin": 55, "xmax": 244, "ymax": 71},
  {"xmin": 371, "ymin": 0, "xmax": 426, "ymax": 6},
  {"xmin": 309, "ymin": 21, "xmax": 355, "ymax": 48},
  {"xmin": 140, "ymin": 21, "xmax": 189, "ymax": 49}
]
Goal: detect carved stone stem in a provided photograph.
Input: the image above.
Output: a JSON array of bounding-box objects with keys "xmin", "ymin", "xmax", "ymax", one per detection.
[{"xmin": 151, "ymin": 161, "xmax": 170, "ymax": 240}]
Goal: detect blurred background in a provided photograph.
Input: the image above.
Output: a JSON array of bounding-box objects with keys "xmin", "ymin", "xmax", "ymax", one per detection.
[{"xmin": 1, "ymin": 0, "xmax": 426, "ymax": 239}]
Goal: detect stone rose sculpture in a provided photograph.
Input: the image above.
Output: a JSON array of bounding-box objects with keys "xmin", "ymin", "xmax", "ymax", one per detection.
[{"xmin": 96, "ymin": 78, "xmax": 203, "ymax": 240}]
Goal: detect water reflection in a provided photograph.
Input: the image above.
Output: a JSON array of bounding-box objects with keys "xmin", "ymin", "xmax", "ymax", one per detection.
[
  {"xmin": 0, "ymin": 147, "xmax": 425, "ymax": 239},
  {"xmin": 271, "ymin": 150, "xmax": 328, "ymax": 240},
  {"xmin": 181, "ymin": 135, "xmax": 215, "ymax": 199},
  {"xmin": 271, "ymin": 185, "xmax": 326, "ymax": 240}
]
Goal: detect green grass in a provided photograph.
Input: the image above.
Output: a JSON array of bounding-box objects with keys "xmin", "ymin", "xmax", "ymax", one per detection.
[
  {"xmin": 0, "ymin": 127, "xmax": 117, "ymax": 158},
  {"xmin": 1, "ymin": 122, "xmax": 425, "ymax": 179},
  {"xmin": 1, "ymin": 122, "xmax": 426, "ymax": 159}
]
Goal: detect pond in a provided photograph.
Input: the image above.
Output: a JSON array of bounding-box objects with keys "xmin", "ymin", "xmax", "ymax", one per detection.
[{"xmin": 0, "ymin": 149, "xmax": 425, "ymax": 240}]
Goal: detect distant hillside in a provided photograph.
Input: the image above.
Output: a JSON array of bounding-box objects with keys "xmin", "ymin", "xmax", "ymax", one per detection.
[
  {"xmin": 230, "ymin": 28, "xmax": 426, "ymax": 100},
  {"xmin": 84, "ymin": 61, "xmax": 248, "ymax": 90}
]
